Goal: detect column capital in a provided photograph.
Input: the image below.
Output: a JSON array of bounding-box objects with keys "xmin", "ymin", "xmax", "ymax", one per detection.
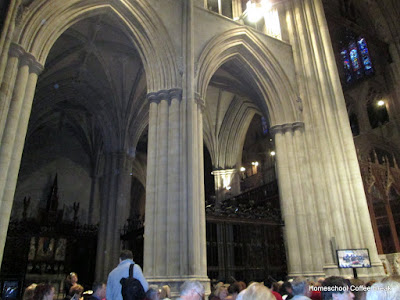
[
  {"xmin": 270, "ymin": 122, "xmax": 304, "ymax": 135},
  {"xmin": 8, "ymin": 43, "xmax": 25, "ymax": 58},
  {"xmin": 169, "ymin": 88, "xmax": 182, "ymax": 101},
  {"xmin": 30, "ymin": 60, "xmax": 44, "ymax": 75},
  {"xmin": 147, "ymin": 88, "xmax": 183, "ymax": 104},
  {"xmin": 211, "ymin": 168, "xmax": 237, "ymax": 176},
  {"xmin": 11, "ymin": 45, "xmax": 44, "ymax": 74}
]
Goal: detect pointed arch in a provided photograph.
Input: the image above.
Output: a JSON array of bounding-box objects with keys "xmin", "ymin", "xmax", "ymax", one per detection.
[
  {"xmin": 15, "ymin": 0, "xmax": 179, "ymax": 92},
  {"xmin": 196, "ymin": 27, "xmax": 300, "ymax": 126}
]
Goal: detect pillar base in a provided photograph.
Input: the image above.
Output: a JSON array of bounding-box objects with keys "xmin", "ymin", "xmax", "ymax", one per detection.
[{"xmin": 146, "ymin": 276, "xmax": 210, "ymax": 297}]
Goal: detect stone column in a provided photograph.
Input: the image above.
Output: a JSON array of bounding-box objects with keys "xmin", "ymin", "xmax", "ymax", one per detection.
[
  {"xmin": 211, "ymin": 169, "xmax": 236, "ymax": 204},
  {"xmin": 356, "ymin": 105, "xmax": 372, "ymax": 134},
  {"xmin": 272, "ymin": 122, "xmax": 323, "ymax": 278},
  {"xmin": 283, "ymin": 0, "xmax": 384, "ymax": 278},
  {"xmin": 0, "ymin": 45, "xmax": 43, "ymax": 268},
  {"xmin": 88, "ymin": 174, "xmax": 99, "ymax": 224},
  {"xmin": 95, "ymin": 152, "xmax": 133, "ymax": 281},
  {"xmin": 0, "ymin": 44, "xmax": 23, "ymax": 142},
  {"xmin": 143, "ymin": 89, "xmax": 209, "ymax": 296}
]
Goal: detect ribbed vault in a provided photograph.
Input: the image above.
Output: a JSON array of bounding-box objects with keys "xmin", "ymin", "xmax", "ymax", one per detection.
[{"xmin": 28, "ymin": 14, "xmax": 150, "ymax": 159}]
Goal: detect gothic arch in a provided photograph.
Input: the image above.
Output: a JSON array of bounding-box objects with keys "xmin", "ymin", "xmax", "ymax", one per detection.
[
  {"xmin": 15, "ymin": 0, "xmax": 180, "ymax": 92},
  {"xmin": 196, "ymin": 27, "xmax": 300, "ymax": 126}
]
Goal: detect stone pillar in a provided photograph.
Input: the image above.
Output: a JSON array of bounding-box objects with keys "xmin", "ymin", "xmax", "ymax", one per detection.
[
  {"xmin": 272, "ymin": 122, "xmax": 323, "ymax": 278},
  {"xmin": 143, "ymin": 89, "xmax": 209, "ymax": 296},
  {"xmin": 356, "ymin": 101, "xmax": 372, "ymax": 134},
  {"xmin": 211, "ymin": 169, "xmax": 236, "ymax": 204},
  {"xmin": 88, "ymin": 174, "xmax": 99, "ymax": 224},
  {"xmin": 95, "ymin": 152, "xmax": 133, "ymax": 281},
  {"xmin": 283, "ymin": 0, "xmax": 384, "ymax": 278},
  {"xmin": 0, "ymin": 44, "xmax": 23, "ymax": 142},
  {"xmin": 0, "ymin": 45, "xmax": 43, "ymax": 268}
]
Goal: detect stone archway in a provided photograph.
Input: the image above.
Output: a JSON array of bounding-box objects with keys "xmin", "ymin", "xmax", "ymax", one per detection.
[
  {"xmin": 196, "ymin": 27, "xmax": 300, "ymax": 127},
  {"xmin": 0, "ymin": 0, "xmax": 179, "ymax": 276},
  {"xmin": 196, "ymin": 28, "xmax": 310, "ymax": 277}
]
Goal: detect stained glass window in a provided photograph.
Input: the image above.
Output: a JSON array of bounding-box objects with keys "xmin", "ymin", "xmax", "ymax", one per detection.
[
  {"xmin": 340, "ymin": 36, "xmax": 373, "ymax": 84},
  {"xmin": 341, "ymin": 49, "xmax": 352, "ymax": 82},
  {"xmin": 358, "ymin": 37, "xmax": 373, "ymax": 75},
  {"xmin": 349, "ymin": 42, "xmax": 361, "ymax": 71}
]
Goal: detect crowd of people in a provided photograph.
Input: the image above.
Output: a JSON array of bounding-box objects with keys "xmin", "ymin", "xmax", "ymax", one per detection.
[{"xmin": 21, "ymin": 250, "xmax": 400, "ymax": 300}]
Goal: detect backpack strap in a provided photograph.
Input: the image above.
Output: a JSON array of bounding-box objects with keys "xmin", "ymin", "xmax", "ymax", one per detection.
[{"xmin": 129, "ymin": 263, "xmax": 134, "ymax": 279}]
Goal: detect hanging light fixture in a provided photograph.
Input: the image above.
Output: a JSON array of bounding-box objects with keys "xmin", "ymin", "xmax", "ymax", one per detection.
[
  {"xmin": 377, "ymin": 100, "xmax": 385, "ymax": 107},
  {"xmin": 246, "ymin": 0, "xmax": 272, "ymax": 23}
]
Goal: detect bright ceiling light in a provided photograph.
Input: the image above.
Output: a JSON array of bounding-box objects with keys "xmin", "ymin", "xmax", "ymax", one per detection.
[
  {"xmin": 270, "ymin": 151, "xmax": 276, "ymax": 156},
  {"xmin": 240, "ymin": 167, "xmax": 246, "ymax": 172},
  {"xmin": 377, "ymin": 100, "xmax": 385, "ymax": 106}
]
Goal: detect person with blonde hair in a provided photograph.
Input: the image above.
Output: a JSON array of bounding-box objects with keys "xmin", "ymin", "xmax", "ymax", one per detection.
[
  {"xmin": 241, "ymin": 282, "xmax": 275, "ymax": 300},
  {"xmin": 23, "ymin": 283, "xmax": 37, "ymax": 300},
  {"xmin": 160, "ymin": 285, "xmax": 171, "ymax": 300}
]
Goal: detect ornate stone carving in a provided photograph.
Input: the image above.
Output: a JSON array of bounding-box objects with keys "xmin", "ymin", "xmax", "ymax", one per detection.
[
  {"xmin": 147, "ymin": 88, "xmax": 183, "ymax": 104},
  {"xmin": 296, "ymin": 96, "xmax": 303, "ymax": 112},
  {"xmin": 194, "ymin": 92, "xmax": 205, "ymax": 112}
]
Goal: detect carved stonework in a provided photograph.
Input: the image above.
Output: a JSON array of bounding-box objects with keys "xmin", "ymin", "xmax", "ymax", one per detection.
[
  {"xmin": 194, "ymin": 92, "xmax": 205, "ymax": 112},
  {"xmin": 147, "ymin": 88, "xmax": 183, "ymax": 104}
]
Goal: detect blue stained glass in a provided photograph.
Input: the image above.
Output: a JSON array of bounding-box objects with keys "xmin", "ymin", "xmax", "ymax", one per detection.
[
  {"xmin": 349, "ymin": 42, "xmax": 361, "ymax": 71},
  {"xmin": 341, "ymin": 49, "xmax": 352, "ymax": 82},
  {"xmin": 358, "ymin": 37, "xmax": 373, "ymax": 74}
]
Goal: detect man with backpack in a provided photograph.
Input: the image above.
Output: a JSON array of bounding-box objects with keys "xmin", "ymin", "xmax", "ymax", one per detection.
[{"xmin": 106, "ymin": 250, "xmax": 149, "ymax": 300}]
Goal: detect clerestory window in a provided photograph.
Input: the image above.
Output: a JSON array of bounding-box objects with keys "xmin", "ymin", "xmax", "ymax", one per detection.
[{"xmin": 340, "ymin": 36, "xmax": 374, "ymax": 84}]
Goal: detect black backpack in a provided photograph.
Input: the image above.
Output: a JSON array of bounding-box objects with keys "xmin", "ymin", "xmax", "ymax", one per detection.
[{"xmin": 120, "ymin": 264, "xmax": 146, "ymax": 300}]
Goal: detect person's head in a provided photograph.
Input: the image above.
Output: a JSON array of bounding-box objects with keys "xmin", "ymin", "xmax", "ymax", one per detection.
[
  {"xmin": 180, "ymin": 280, "xmax": 205, "ymax": 300},
  {"xmin": 317, "ymin": 278, "xmax": 325, "ymax": 287},
  {"xmin": 292, "ymin": 277, "xmax": 310, "ymax": 297},
  {"xmin": 215, "ymin": 286, "xmax": 228, "ymax": 299},
  {"xmin": 228, "ymin": 282, "xmax": 241, "ymax": 297},
  {"xmin": 66, "ymin": 272, "xmax": 78, "ymax": 285},
  {"xmin": 70, "ymin": 273, "xmax": 78, "ymax": 284},
  {"xmin": 119, "ymin": 250, "xmax": 133, "ymax": 262},
  {"xmin": 241, "ymin": 283, "xmax": 274, "ymax": 300},
  {"xmin": 237, "ymin": 282, "xmax": 246, "ymax": 292},
  {"xmin": 264, "ymin": 278, "xmax": 274, "ymax": 289},
  {"xmin": 160, "ymin": 285, "xmax": 171, "ymax": 299},
  {"xmin": 280, "ymin": 281, "xmax": 293, "ymax": 296},
  {"xmin": 146, "ymin": 287, "xmax": 161, "ymax": 300},
  {"xmin": 92, "ymin": 282, "xmax": 106, "ymax": 299},
  {"xmin": 23, "ymin": 284, "xmax": 37, "ymax": 300},
  {"xmin": 366, "ymin": 281, "xmax": 400, "ymax": 300},
  {"xmin": 322, "ymin": 276, "xmax": 354, "ymax": 300},
  {"xmin": 33, "ymin": 284, "xmax": 54, "ymax": 300},
  {"xmin": 271, "ymin": 282, "xmax": 280, "ymax": 292}
]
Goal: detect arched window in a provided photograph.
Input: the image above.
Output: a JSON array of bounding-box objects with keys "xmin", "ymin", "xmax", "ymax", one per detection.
[{"xmin": 340, "ymin": 36, "xmax": 373, "ymax": 84}]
